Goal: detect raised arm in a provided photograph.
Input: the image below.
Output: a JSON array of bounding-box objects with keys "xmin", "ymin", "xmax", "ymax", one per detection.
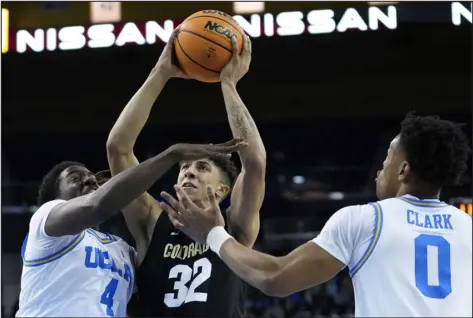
[
  {"xmin": 46, "ymin": 140, "xmax": 245, "ymax": 238},
  {"xmin": 220, "ymin": 35, "xmax": 266, "ymax": 247},
  {"xmin": 106, "ymin": 27, "xmax": 187, "ymax": 249}
]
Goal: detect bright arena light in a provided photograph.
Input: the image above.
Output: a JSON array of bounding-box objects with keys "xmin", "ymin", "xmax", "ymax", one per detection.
[
  {"xmin": 90, "ymin": 2, "xmax": 122, "ymax": 24},
  {"xmin": 368, "ymin": 2, "xmax": 398, "ymax": 5},
  {"xmin": 233, "ymin": 2, "xmax": 265, "ymax": 14},
  {"xmin": 2, "ymin": 8, "xmax": 9, "ymax": 53},
  {"xmin": 292, "ymin": 176, "xmax": 305, "ymax": 184}
]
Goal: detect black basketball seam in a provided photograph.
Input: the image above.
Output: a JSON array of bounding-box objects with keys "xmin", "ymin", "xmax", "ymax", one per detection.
[
  {"xmin": 185, "ymin": 15, "xmax": 245, "ymax": 40},
  {"xmin": 175, "ymin": 35, "xmax": 220, "ymax": 74},
  {"xmin": 180, "ymin": 29, "xmax": 232, "ymax": 54}
]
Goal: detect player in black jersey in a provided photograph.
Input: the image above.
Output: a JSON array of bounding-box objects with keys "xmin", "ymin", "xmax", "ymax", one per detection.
[{"xmin": 106, "ymin": 27, "xmax": 266, "ymax": 317}]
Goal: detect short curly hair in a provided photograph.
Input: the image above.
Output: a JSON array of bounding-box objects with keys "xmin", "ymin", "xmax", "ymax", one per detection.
[
  {"xmin": 399, "ymin": 113, "xmax": 470, "ymax": 187},
  {"xmin": 180, "ymin": 154, "xmax": 239, "ymax": 188},
  {"xmin": 208, "ymin": 154, "xmax": 239, "ymax": 188},
  {"xmin": 37, "ymin": 161, "xmax": 85, "ymax": 206}
]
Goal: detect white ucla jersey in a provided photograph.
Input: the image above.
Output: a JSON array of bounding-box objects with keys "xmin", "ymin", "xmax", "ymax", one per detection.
[
  {"xmin": 313, "ymin": 194, "xmax": 472, "ymax": 317},
  {"xmin": 17, "ymin": 200, "xmax": 136, "ymax": 317}
]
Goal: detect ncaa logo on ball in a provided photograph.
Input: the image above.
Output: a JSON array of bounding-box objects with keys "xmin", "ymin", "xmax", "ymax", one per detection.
[{"xmin": 204, "ymin": 21, "xmax": 237, "ymax": 40}]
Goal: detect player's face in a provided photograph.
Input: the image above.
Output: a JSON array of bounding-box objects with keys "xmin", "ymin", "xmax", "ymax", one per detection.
[
  {"xmin": 375, "ymin": 136, "xmax": 408, "ymax": 200},
  {"xmin": 57, "ymin": 165, "xmax": 99, "ymax": 200},
  {"xmin": 177, "ymin": 159, "xmax": 226, "ymax": 203}
]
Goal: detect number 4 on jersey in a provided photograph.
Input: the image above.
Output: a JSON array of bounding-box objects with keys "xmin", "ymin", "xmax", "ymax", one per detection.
[
  {"xmin": 165, "ymin": 258, "xmax": 212, "ymax": 308},
  {"xmin": 101, "ymin": 278, "xmax": 119, "ymax": 316}
]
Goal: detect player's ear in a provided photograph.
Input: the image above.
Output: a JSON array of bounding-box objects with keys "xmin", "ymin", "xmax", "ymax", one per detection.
[
  {"xmin": 398, "ymin": 161, "xmax": 410, "ymax": 182},
  {"xmin": 216, "ymin": 184, "xmax": 230, "ymax": 200}
]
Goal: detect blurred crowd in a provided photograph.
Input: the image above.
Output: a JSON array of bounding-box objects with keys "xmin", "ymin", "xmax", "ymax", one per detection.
[
  {"xmin": 245, "ymin": 270, "xmax": 354, "ymax": 318},
  {"xmin": 2, "ymin": 238, "xmax": 357, "ymax": 318},
  {"xmin": 2, "ymin": 268, "xmax": 354, "ymax": 318}
]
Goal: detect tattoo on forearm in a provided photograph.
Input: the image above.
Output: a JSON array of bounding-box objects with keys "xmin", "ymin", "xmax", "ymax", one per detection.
[
  {"xmin": 230, "ymin": 103, "xmax": 257, "ymax": 140},
  {"xmin": 229, "ymin": 103, "xmax": 266, "ymax": 151}
]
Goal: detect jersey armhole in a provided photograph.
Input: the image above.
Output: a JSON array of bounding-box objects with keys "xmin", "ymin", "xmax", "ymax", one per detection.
[
  {"xmin": 348, "ymin": 202, "xmax": 384, "ymax": 278},
  {"xmin": 138, "ymin": 211, "xmax": 170, "ymax": 267},
  {"xmin": 154, "ymin": 210, "xmax": 172, "ymax": 235},
  {"xmin": 22, "ymin": 231, "xmax": 85, "ymax": 267}
]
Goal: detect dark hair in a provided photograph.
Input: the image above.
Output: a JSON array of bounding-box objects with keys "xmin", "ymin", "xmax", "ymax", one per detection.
[
  {"xmin": 96, "ymin": 169, "xmax": 112, "ymax": 186},
  {"xmin": 208, "ymin": 154, "xmax": 239, "ymax": 188},
  {"xmin": 399, "ymin": 113, "xmax": 470, "ymax": 187},
  {"xmin": 37, "ymin": 161, "xmax": 85, "ymax": 206}
]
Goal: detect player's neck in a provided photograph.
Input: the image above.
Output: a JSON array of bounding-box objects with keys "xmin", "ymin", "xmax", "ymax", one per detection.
[
  {"xmin": 193, "ymin": 198, "xmax": 221, "ymax": 210},
  {"xmin": 397, "ymin": 184, "xmax": 441, "ymax": 200}
]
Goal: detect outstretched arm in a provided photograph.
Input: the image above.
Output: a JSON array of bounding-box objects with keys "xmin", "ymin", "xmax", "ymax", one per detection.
[
  {"xmin": 106, "ymin": 27, "xmax": 187, "ymax": 252},
  {"xmin": 46, "ymin": 148, "xmax": 178, "ymax": 237},
  {"xmin": 161, "ymin": 188, "xmax": 342, "ymax": 297},
  {"xmin": 212, "ymin": 204, "xmax": 376, "ymax": 296},
  {"xmin": 216, "ymin": 238, "xmax": 343, "ymax": 297},
  {"xmin": 47, "ymin": 139, "xmax": 245, "ymax": 238},
  {"xmin": 160, "ymin": 187, "xmax": 342, "ymax": 297},
  {"xmin": 220, "ymin": 35, "xmax": 266, "ymax": 247},
  {"xmin": 160, "ymin": 188, "xmax": 375, "ymax": 298}
]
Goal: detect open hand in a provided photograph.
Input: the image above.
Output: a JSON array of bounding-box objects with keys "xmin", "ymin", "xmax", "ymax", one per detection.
[
  {"xmin": 154, "ymin": 26, "xmax": 188, "ymax": 79},
  {"xmin": 160, "ymin": 185, "xmax": 225, "ymax": 244},
  {"xmin": 169, "ymin": 138, "xmax": 247, "ymax": 161},
  {"xmin": 220, "ymin": 34, "xmax": 252, "ymax": 85}
]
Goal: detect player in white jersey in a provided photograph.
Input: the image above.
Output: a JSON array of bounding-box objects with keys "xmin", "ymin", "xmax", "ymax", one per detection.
[
  {"xmin": 159, "ymin": 113, "xmax": 472, "ymax": 317},
  {"xmin": 18, "ymin": 199, "xmax": 136, "ymax": 317},
  {"xmin": 16, "ymin": 140, "xmax": 245, "ymax": 317}
]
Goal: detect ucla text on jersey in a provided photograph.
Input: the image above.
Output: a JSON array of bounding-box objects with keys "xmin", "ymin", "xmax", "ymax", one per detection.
[{"xmin": 17, "ymin": 200, "xmax": 135, "ymax": 317}]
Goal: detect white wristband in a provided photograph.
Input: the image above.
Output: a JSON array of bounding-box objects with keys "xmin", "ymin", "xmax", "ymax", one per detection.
[{"xmin": 206, "ymin": 226, "xmax": 232, "ymax": 256}]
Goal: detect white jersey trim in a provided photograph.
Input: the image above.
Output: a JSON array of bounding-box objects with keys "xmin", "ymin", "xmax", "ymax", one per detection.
[
  {"xmin": 21, "ymin": 231, "xmax": 86, "ymax": 267},
  {"xmin": 86, "ymin": 228, "xmax": 116, "ymax": 244},
  {"xmin": 398, "ymin": 195, "xmax": 448, "ymax": 208},
  {"xmin": 349, "ymin": 202, "xmax": 383, "ymax": 277}
]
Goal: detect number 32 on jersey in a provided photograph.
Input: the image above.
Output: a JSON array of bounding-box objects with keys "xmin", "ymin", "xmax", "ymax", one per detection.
[{"xmin": 165, "ymin": 258, "xmax": 212, "ymax": 308}]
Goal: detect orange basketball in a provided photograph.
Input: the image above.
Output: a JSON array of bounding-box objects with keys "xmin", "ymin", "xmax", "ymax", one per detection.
[{"xmin": 174, "ymin": 10, "xmax": 244, "ymax": 83}]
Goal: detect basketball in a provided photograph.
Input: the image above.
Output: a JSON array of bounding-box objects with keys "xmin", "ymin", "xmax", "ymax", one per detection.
[{"xmin": 174, "ymin": 10, "xmax": 244, "ymax": 83}]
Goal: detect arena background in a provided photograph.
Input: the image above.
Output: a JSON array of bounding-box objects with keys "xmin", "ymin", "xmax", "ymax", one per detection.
[{"xmin": 1, "ymin": 1, "xmax": 471, "ymax": 317}]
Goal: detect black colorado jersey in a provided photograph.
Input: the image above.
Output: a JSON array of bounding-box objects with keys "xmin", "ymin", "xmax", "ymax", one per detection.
[{"xmin": 132, "ymin": 213, "xmax": 247, "ymax": 317}]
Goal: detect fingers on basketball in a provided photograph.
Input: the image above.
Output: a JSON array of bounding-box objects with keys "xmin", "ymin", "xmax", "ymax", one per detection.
[
  {"xmin": 171, "ymin": 25, "xmax": 182, "ymax": 39},
  {"xmin": 166, "ymin": 28, "xmax": 179, "ymax": 50},
  {"xmin": 245, "ymin": 35, "xmax": 252, "ymax": 57},
  {"xmin": 231, "ymin": 36, "xmax": 239, "ymax": 60}
]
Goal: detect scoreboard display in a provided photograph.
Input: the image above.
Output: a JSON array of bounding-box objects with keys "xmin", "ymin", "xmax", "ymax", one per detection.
[{"xmin": 450, "ymin": 197, "xmax": 473, "ymax": 216}]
